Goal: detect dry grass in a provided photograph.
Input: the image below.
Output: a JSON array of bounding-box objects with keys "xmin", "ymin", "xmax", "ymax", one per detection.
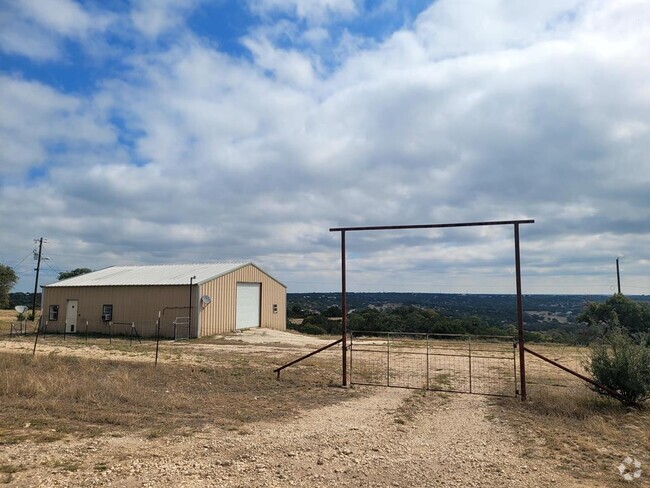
[
  {"xmin": 3, "ymin": 312, "xmax": 647, "ymax": 486},
  {"xmin": 0, "ymin": 349, "xmax": 357, "ymax": 445},
  {"xmin": 493, "ymin": 378, "xmax": 650, "ymax": 486}
]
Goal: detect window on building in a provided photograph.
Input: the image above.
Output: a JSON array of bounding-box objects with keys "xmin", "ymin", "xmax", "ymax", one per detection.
[
  {"xmin": 102, "ymin": 304, "xmax": 113, "ymax": 321},
  {"xmin": 48, "ymin": 305, "xmax": 59, "ymax": 321},
  {"xmin": 273, "ymin": 304, "xmax": 278, "ymax": 314}
]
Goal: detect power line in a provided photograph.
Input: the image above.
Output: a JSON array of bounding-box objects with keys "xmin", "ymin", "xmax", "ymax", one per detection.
[{"xmin": 10, "ymin": 251, "xmax": 34, "ymax": 269}]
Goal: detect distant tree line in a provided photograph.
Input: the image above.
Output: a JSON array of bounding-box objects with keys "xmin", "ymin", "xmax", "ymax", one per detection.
[
  {"xmin": 289, "ymin": 294, "xmax": 650, "ymax": 345},
  {"xmin": 291, "ymin": 305, "xmax": 516, "ymax": 338},
  {"xmin": 8, "ymin": 292, "xmax": 41, "ymax": 309}
]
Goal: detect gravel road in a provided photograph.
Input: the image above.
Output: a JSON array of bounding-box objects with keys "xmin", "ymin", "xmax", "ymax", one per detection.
[{"xmin": 3, "ymin": 382, "xmax": 592, "ymax": 487}]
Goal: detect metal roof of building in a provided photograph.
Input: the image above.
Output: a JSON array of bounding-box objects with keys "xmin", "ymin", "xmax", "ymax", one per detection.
[{"xmin": 44, "ymin": 262, "xmax": 276, "ymax": 287}]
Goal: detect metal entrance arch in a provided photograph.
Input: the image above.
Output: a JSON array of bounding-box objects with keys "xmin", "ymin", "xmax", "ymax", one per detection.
[{"xmin": 330, "ymin": 219, "xmax": 534, "ymax": 400}]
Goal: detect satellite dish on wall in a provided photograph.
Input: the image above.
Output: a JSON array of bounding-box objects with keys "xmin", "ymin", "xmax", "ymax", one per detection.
[
  {"xmin": 15, "ymin": 306, "xmax": 28, "ymax": 314},
  {"xmin": 201, "ymin": 295, "xmax": 212, "ymax": 305}
]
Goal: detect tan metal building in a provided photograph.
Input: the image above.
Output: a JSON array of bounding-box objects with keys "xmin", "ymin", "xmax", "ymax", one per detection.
[{"xmin": 41, "ymin": 262, "xmax": 286, "ymax": 338}]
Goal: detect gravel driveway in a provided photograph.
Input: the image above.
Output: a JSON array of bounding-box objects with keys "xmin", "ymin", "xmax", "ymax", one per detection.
[{"xmin": 4, "ymin": 382, "xmax": 593, "ymax": 487}]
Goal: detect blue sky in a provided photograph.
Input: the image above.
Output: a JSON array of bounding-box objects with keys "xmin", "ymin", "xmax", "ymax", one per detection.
[{"xmin": 1, "ymin": 0, "xmax": 649, "ymax": 295}]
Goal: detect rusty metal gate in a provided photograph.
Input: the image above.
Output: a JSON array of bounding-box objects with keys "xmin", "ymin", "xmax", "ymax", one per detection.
[{"xmin": 349, "ymin": 332, "xmax": 518, "ymax": 397}]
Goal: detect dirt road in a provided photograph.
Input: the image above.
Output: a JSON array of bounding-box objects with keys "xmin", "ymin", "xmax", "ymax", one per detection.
[{"xmin": 3, "ymin": 383, "xmax": 589, "ymax": 487}]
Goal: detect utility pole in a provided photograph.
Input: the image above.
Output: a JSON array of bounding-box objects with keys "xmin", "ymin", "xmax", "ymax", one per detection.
[
  {"xmin": 31, "ymin": 238, "xmax": 44, "ymax": 321},
  {"xmin": 616, "ymin": 257, "xmax": 621, "ymax": 294}
]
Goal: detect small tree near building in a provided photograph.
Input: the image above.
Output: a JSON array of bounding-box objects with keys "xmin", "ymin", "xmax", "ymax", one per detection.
[
  {"xmin": 0, "ymin": 264, "xmax": 18, "ymax": 309},
  {"xmin": 58, "ymin": 268, "xmax": 93, "ymax": 281}
]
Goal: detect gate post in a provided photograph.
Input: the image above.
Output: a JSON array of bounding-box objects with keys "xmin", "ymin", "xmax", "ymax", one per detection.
[
  {"xmin": 468, "ymin": 334, "xmax": 472, "ymax": 394},
  {"xmin": 514, "ymin": 223, "xmax": 527, "ymax": 401},
  {"xmin": 340, "ymin": 230, "xmax": 348, "ymax": 387}
]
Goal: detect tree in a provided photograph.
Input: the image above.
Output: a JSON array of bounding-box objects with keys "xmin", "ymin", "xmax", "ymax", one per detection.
[
  {"xmin": 58, "ymin": 268, "xmax": 92, "ymax": 281},
  {"xmin": 0, "ymin": 264, "xmax": 18, "ymax": 309},
  {"xmin": 577, "ymin": 294, "xmax": 650, "ymax": 335}
]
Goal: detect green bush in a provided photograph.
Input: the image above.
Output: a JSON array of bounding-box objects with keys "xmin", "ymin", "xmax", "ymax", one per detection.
[
  {"xmin": 299, "ymin": 323, "xmax": 327, "ymax": 335},
  {"xmin": 587, "ymin": 328, "xmax": 650, "ymax": 407}
]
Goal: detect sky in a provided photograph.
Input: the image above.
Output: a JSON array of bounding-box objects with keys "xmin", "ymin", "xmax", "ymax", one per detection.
[{"xmin": 0, "ymin": 0, "xmax": 648, "ymax": 296}]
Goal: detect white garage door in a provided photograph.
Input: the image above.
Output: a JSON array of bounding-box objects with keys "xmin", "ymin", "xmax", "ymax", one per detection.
[{"xmin": 236, "ymin": 283, "xmax": 261, "ymax": 330}]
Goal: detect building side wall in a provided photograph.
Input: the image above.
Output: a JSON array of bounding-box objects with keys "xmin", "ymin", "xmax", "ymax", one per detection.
[
  {"xmin": 199, "ymin": 264, "xmax": 286, "ymax": 336},
  {"xmin": 41, "ymin": 285, "xmax": 189, "ymax": 337}
]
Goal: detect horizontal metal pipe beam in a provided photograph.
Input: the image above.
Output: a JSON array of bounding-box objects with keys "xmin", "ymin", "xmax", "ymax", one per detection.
[{"xmin": 330, "ymin": 219, "xmax": 534, "ymax": 232}]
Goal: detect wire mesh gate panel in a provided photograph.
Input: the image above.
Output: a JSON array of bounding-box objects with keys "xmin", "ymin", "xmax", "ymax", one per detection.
[{"xmin": 350, "ymin": 332, "xmax": 517, "ymax": 397}]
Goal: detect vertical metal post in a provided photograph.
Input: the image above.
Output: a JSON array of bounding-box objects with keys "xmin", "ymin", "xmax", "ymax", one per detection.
[
  {"xmin": 341, "ymin": 231, "xmax": 347, "ymax": 386},
  {"xmin": 387, "ymin": 333, "xmax": 391, "ymax": 387},
  {"xmin": 155, "ymin": 311, "xmax": 161, "ymax": 366},
  {"xmin": 349, "ymin": 331, "xmax": 353, "ymax": 385},
  {"xmin": 468, "ymin": 334, "xmax": 472, "ymax": 394},
  {"xmin": 616, "ymin": 258, "xmax": 621, "ymax": 294},
  {"xmin": 32, "ymin": 319, "xmax": 45, "ymax": 356},
  {"xmin": 189, "ymin": 276, "xmax": 196, "ymax": 339},
  {"xmin": 426, "ymin": 334, "xmax": 430, "ymax": 390},
  {"xmin": 514, "ymin": 223, "xmax": 527, "ymax": 401},
  {"xmin": 85, "ymin": 320, "xmax": 88, "ymax": 344},
  {"xmin": 513, "ymin": 341, "xmax": 518, "ymax": 396}
]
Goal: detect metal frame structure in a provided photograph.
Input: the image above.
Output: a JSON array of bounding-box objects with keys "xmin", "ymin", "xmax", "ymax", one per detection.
[{"xmin": 330, "ymin": 219, "xmax": 534, "ymax": 400}]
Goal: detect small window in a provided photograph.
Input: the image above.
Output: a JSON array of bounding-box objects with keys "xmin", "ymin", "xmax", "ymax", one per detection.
[
  {"xmin": 102, "ymin": 304, "xmax": 113, "ymax": 321},
  {"xmin": 49, "ymin": 305, "xmax": 59, "ymax": 321},
  {"xmin": 272, "ymin": 304, "xmax": 278, "ymax": 314}
]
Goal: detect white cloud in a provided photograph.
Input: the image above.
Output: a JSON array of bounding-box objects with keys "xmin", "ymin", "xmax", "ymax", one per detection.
[
  {"xmin": 18, "ymin": 0, "xmax": 96, "ymax": 37},
  {"xmin": 249, "ymin": 0, "xmax": 358, "ymax": 24},
  {"xmin": 0, "ymin": 0, "xmax": 113, "ymax": 60},
  {"xmin": 243, "ymin": 36, "xmax": 317, "ymax": 86},
  {"xmin": 130, "ymin": 0, "xmax": 200, "ymax": 39},
  {"xmin": 1, "ymin": 0, "xmax": 649, "ymax": 294},
  {"xmin": 0, "ymin": 75, "xmax": 115, "ymax": 175}
]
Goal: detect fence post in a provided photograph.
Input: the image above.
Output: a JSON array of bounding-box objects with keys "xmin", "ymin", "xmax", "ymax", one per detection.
[
  {"xmin": 426, "ymin": 334, "xmax": 430, "ymax": 390},
  {"xmin": 349, "ymin": 331, "xmax": 353, "ymax": 385},
  {"xmin": 32, "ymin": 319, "xmax": 45, "ymax": 356},
  {"xmin": 155, "ymin": 311, "xmax": 161, "ymax": 366},
  {"xmin": 514, "ymin": 223, "xmax": 527, "ymax": 401},
  {"xmin": 468, "ymin": 334, "xmax": 472, "ymax": 394},
  {"xmin": 387, "ymin": 332, "xmax": 391, "ymax": 387},
  {"xmin": 85, "ymin": 321, "xmax": 88, "ymax": 344},
  {"xmin": 513, "ymin": 340, "xmax": 518, "ymax": 397}
]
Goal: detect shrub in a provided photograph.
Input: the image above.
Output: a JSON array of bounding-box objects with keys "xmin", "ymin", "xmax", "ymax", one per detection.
[
  {"xmin": 299, "ymin": 323, "xmax": 327, "ymax": 335},
  {"xmin": 587, "ymin": 328, "xmax": 650, "ymax": 407}
]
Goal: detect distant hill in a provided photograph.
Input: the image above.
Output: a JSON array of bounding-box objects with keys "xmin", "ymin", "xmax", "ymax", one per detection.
[{"xmin": 288, "ymin": 292, "xmax": 650, "ymax": 330}]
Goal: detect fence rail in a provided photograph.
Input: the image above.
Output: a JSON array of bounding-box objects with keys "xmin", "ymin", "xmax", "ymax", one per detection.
[{"xmin": 4, "ymin": 319, "xmax": 182, "ymax": 346}]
